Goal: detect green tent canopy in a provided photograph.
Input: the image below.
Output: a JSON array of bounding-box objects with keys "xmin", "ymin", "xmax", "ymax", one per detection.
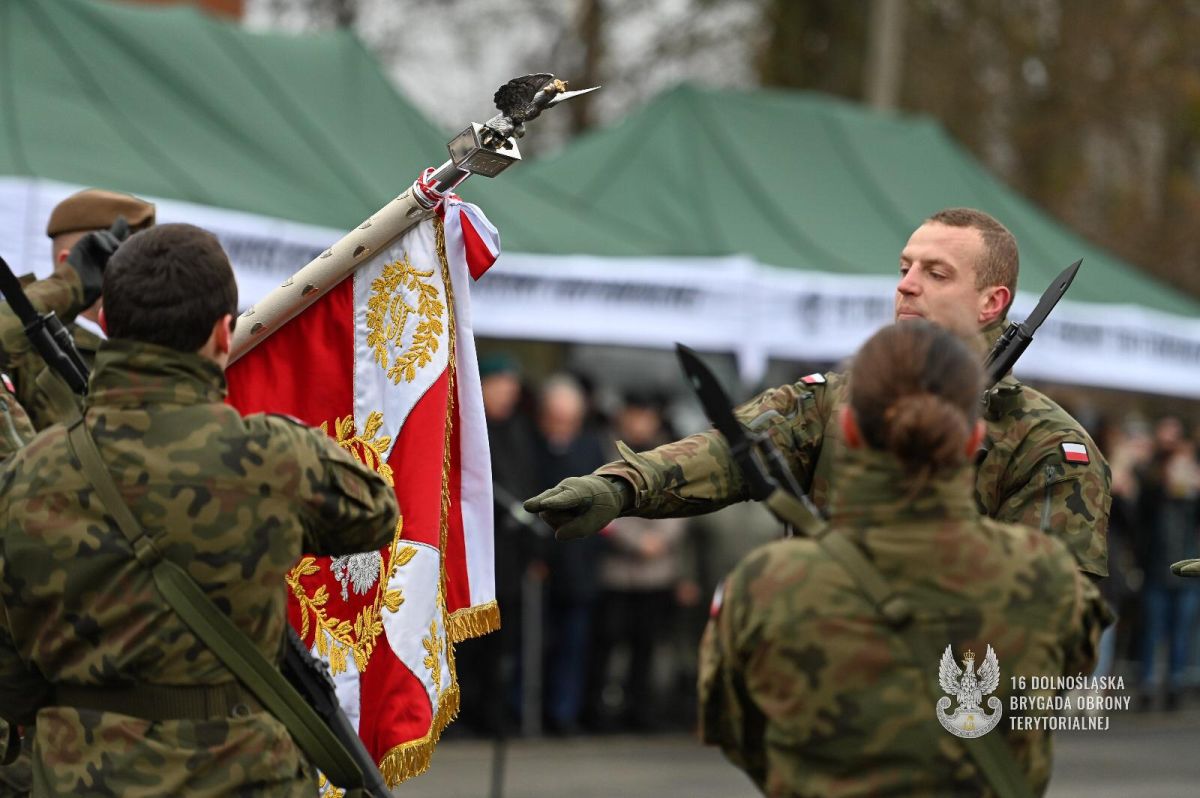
[
  {"xmin": 516, "ymin": 83, "xmax": 1200, "ymax": 317},
  {"xmin": 0, "ymin": 0, "xmax": 671, "ymax": 256}
]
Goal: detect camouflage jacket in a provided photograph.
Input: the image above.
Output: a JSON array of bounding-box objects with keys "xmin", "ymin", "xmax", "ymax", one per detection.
[
  {"xmin": 597, "ymin": 321, "xmax": 1111, "ymax": 578},
  {"xmin": 699, "ymin": 448, "xmax": 1108, "ymax": 797},
  {"xmin": 0, "ymin": 340, "xmax": 399, "ymax": 797},
  {"xmin": 0, "ymin": 263, "xmax": 97, "ymax": 431},
  {"xmin": 0, "ymin": 375, "xmax": 34, "ymax": 463}
]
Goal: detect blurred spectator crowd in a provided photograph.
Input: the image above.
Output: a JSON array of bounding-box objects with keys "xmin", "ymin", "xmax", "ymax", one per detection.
[{"xmin": 453, "ymin": 352, "xmax": 1200, "ymax": 739}]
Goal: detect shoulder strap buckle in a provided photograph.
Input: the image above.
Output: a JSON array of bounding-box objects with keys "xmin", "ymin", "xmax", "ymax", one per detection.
[
  {"xmin": 131, "ymin": 535, "xmax": 163, "ymax": 567},
  {"xmin": 878, "ymin": 595, "xmax": 913, "ymax": 628}
]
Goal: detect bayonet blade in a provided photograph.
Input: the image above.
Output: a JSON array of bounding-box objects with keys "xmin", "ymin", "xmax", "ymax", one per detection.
[
  {"xmin": 676, "ymin": 343, "xmax": 776, "ymax": 501},
  {"xmin": 1021, "ymin": 258, "xmax": 1081, "ymax": 335},
  {"xmin": 676, "ymin": 343, "xmax": 749, "ymax": 451}
]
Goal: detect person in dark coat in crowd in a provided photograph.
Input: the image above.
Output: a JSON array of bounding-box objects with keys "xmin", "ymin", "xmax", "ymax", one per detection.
[
  {"xmin": 537, "ymin": 374, "xmax": 607, "ymax": 735},
  {"xmin": 455, "ymin": 353, "xmax": 545, "ymax": 735}
]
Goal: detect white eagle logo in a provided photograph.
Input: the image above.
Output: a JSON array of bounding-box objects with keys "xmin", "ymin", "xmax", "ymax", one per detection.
[{"xmin": 936, "ymin": 644, "xmax": 1003, "ymax": 737}]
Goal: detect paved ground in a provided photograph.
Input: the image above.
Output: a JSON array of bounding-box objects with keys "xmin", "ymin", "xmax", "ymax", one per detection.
[{"xmin": 395, "ymin": 707, "xmax": 1200, "ymax": 797}]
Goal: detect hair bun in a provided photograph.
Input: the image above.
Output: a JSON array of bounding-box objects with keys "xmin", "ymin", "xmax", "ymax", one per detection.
[{"xmin": 884, "ymin": 393, "xmax": 969, "ymax": 470}]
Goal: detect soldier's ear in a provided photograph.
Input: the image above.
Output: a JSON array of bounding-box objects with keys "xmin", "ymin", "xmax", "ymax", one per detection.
[
  {"xmin": 839, "ymin": 406, "xmax": 863, "ymax": 449},
  {"xmin": 97, "ymin": 306, "xmax": 107, "ymax": 335},
  {"xmin": 212, "ymin": 313, "xmax": 233, "ymax": 356},
  {"xmin": 965, "ymin": 419, "xmax": 985, "ymax": 456}
]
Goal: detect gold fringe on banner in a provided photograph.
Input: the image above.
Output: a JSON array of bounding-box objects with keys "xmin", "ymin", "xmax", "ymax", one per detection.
[
  {"xmin": 448, "ymin": 601, "xmax": 500, "ymax": 642},
  {"xmin": 377, "ymin": 682, "xmax": 461, "ymax": 786}
]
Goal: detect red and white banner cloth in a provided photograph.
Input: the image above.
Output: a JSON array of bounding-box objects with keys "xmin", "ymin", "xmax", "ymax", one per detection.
[{"xmin": 226, "ymin": 195, "xmax": 499, "ymax": 785}]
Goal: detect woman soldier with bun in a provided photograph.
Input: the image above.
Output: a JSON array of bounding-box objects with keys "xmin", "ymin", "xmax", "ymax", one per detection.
[{"xmin": 699, "ymin": 320, "xmax": 1109, "ymax": 798}]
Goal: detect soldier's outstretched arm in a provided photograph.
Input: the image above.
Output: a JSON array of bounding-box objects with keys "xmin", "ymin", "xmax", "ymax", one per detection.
[
  {"xmin": 607, "ymin": 381, "xmax": 829, "ymax": 516},
  {"xmin": 283, "ymin": 422, "xmax": 399, "ymax": 556},
  {"xmin": 525, "ymin": 380, "xmax": 830, "ymax": 539}
]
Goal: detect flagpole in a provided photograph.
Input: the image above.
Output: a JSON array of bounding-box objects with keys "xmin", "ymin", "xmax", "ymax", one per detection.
[{"xmin": 228, "ymin": 76, "xmax": 597, "ymax": 365}]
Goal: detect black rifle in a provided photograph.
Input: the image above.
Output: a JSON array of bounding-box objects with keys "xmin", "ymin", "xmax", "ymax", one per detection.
[
  {"xmin": 0, "ymin": 253, "xmax": 390, "ymax": 797},
  {"xmin": 677, "ymin": 343, "xmax": 824, "ymax": 534},
  {"xmin": 982, "ymin": 259, "xmax": 1081, "ymax": 390},
  {"xmin": 975, "ymin": 259, "xmax": 1082, "ymax": 465},
  {"xmin": 0, "ymin": 256, "xmax": 88, "ymax": 393}
]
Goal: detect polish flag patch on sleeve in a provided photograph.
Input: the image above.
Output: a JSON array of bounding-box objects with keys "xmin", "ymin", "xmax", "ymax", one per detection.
[
  {"xmin": 1061, "ymin": 442, "xmax": 1090, "ymax": 464},
  {"xmin": 710, "ymin": 581, "xmax": 726, "ymax": 618},
  {"xmin": 801, "ymin": 373, "xmax": 826, "ymax": 385}
]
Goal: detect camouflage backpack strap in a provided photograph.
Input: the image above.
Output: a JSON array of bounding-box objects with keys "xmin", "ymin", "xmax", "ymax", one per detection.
[
  {"xmin": 64, "ymin": 416, "xmax": 373, "ymax": 798},
  {"xmin": 816, "ymin": 530, "xmax": 1035, "ymax": 798}
]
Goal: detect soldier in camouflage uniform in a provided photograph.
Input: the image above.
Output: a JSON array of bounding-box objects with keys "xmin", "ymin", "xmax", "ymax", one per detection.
[
  {"xmin": 699, "ymin": 322, "xmax": 1108, "ymax": 797},
  {"xmin": 0, "ymin": 377, "xmax": 34, "ymax": 462},
  {"xmin": 0, "ymin": 188, "xmax": 155, "ymax": 430},
  {"xmin": 525, "ymin": 208, "xmax": 1111, "ymax": 580},
  {"xmin": 0, "ymin": 223, "xmax": 398, "ymax": 796},
  {"xmin": 0, "ymin": 189, "xmax": 154, "ymax": 796}
]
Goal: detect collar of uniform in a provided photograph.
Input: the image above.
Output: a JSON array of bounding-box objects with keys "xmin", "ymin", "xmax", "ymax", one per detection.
[
  {"xmin": 976, "ymin": 317, "xmax": 1025, "ymax": 418},
  {"xmin": 972, "ymin": 317, "xmax": 1008, "ymax": 359},
  {"xmin": 828, "ymin": 446, "xmax": 978, "ymax": 525},
  {"xmin": 87, "ymin": 339, "xmax": 227, "ymax": 407}
]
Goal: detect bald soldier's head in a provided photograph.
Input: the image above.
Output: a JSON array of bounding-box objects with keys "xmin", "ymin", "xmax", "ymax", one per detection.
[{"xmin": 894, "ymin": 208, "xmax": 1019, "ymax": 338}]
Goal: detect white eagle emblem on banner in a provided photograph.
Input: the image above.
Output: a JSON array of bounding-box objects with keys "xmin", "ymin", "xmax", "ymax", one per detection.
[{"xmin": 936, "ymin": 644, "xmax": 1003, "ymax": 738}]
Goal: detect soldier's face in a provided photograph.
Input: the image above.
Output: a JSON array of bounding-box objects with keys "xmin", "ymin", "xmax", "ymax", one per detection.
[{"xmin": 895, "ymin": 223, "xmax": 990, "ymax": 337}]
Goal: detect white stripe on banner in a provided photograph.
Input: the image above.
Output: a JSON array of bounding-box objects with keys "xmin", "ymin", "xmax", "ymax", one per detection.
[
  {"xmin": 442, "ymin": 201, "xmax": 496, "ymax": 610},
  {"xmin": 314, "ymin": 636, "xmax": 363, "ymax": 734},
  {"xmin": 382, "ymin": 540, "xmax": 450, "ymax": 706},
  {"xmin": 352, "ymin": 223, "xmax": 450, "ymax": 460}
]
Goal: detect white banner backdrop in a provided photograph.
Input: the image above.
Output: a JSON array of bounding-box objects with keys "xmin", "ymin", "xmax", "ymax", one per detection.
[{"xmin": 3, "ymin": 177, "xmax": 1199, "ymax": 397}]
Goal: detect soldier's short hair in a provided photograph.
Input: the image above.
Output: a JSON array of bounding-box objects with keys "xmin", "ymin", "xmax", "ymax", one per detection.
[
  {"xmin": 104, "ymin": 223, "xmax": 238, "ymax": 352},
  {"xmin": 926, "ymin": 207, "xmax": 1019, "ymax": 301}
]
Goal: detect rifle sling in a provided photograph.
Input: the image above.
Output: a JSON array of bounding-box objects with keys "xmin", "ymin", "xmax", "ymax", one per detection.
[
  {"xmin": 65, "ymin": 416, "xmax": 368, "ymax": 797},
  {"xmin": 815, "ymin": 529, "xmax": 1035, "ymax": 798}
]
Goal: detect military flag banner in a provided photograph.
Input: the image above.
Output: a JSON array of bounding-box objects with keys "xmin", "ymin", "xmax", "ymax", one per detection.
[{"xmin": 225, "ymin": 190, "xmax": 499, "ymax": 786}]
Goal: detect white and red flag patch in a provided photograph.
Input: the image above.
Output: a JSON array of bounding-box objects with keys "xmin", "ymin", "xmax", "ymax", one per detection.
[
  {"xmin": 1061, "ymin": 442, "xmax": 1090, "ymax": 464},
  {"xmin": 710, "ymin": 580, "xmax": 726, "ymax": 618},
  {"xmin": 226, "ymin": 195, "xmax": 499, "ymax": 786},
  {"xmin": 801, "ymin": 373, "xmax": 826, "ymax": 385}
]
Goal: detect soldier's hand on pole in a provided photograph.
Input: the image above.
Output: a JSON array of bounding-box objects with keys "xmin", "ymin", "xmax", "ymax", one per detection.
[
  {"xmin": 67, "ymin": 217, "xmax": 130, "ymax": 306},
  {"xmin": 523, "ymin": 475, "xmax": 631, "ymax": 540}
]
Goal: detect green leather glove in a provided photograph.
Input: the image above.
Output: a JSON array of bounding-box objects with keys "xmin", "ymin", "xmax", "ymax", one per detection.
[
  {"xmin": 67, "ymin": 217, "xmax": 129, "ymax": 306},
  {"xmin": 1171, "ymin": 559, "xmax": 1200, "ymax": 577},
  {"xmin": 523, "ymin": 475, "xmax": 631, "ymax": 541}
]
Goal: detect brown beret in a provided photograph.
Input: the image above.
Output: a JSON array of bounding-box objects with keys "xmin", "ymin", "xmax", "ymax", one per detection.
[{"xmin": 45, "ymin": 189, "xmax": 156, "ymax": 238}]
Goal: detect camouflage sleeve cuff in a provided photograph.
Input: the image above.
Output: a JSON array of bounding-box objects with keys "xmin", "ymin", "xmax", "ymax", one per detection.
[
  {"xmin": 26, "ymin": 262, "xmax": 87, "ymax": 319},
  {"xmin": 594, "ymin": 433, "xmax": 744, "ymax": 517},
  {"xmin": 594, "ymin": 441, "xmax": 654, "ymax": 509}
]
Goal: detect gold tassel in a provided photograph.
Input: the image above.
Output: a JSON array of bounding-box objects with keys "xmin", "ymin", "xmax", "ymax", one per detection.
[{"xmin": 448, "ymin": 601, "xmax": 501, "ymax": 642}]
